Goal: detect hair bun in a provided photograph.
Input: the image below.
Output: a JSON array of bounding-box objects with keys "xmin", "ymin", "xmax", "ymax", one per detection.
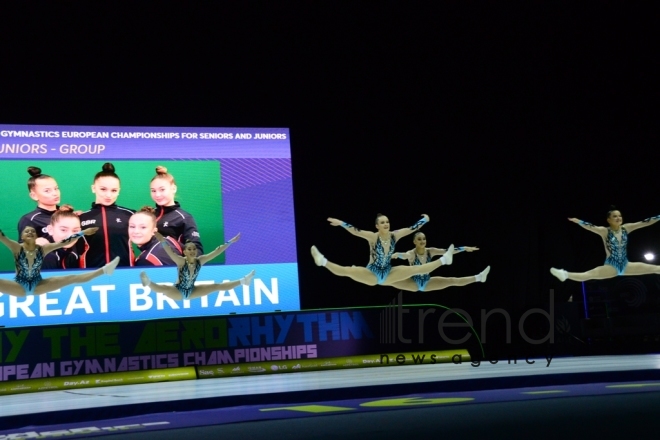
[
  {"xmin": 139, "ymin": 206, "xmax": 156, "ymax": 215},
  {"xmin": 102, "ymin": 162, "xmax": 115, "ymax": 173},
  {"xmin": 155, "ymin": 165, "xmax": 168, "ymax": 175},
  {"xmin": 27, "ymin": 166, "xmax": 42, "ymax": 177},
  {"xmin": 59, "ymin": 204, "xmax": 74, "ymax": 213}
]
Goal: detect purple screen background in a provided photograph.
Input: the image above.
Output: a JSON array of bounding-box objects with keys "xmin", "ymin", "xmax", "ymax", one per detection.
[{"xmin": 221, "ymin": 158, "xmax": 296, "ymax": 264}]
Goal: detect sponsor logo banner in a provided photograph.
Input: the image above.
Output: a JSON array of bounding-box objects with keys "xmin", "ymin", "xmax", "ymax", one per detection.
[
  {"xmin": 194, "ymin": 350, "xmax": 470, "ymax": 378},
  {"xmin": 0, "ymin": 367, "xmax": 195, "ymax": 396}
]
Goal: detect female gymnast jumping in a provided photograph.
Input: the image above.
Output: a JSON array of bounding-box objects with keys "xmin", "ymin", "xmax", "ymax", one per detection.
[
  {"xmin": 311, "ymin": 214, "xmax": 454, "ymax": 286},
  {"xmin": 0, "ymin": 226, "xmax": 119, "ymax": 297},
  {"xmin": 18, "ymin": 166, "xmax": 61, "ymax": 245},
  {"xmin": 390, "ymin": 232, "xmax": 490, "ymax": 292},
  {"xmin": 551, "ymin": 207, "xmax": 660, "ymax": 281},
  {"xmin": 139, "ymin": 232, "xmax": 255, "ymax": 301}
]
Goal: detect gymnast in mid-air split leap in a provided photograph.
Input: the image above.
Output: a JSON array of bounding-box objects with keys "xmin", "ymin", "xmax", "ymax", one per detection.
[
  {"xmin": 311, "ymin": 214, "xmax": 455, "ymax": 286},
  {"xmin": 0, "ymin": 227, "xmax": 119, "ymax": 297},
  {"xmin": 139, "ymin": 232, "xmax": 255, "ymax": 301},
  {"xmin": 390, "ymin": 232, "xmax": 490, "ymax": 292},
  {"xmin": 550, "ymin": 207, "xmax": 660, "ymax": 282}
]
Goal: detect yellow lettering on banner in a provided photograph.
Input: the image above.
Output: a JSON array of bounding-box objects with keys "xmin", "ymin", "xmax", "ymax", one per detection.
[
  {"xmin": 606, "ymin": 383, "xmax": 660, "ymax": 389},
  {"xmin": 260, "ymin": 405, "xmax": 354, "ymax": 413},
  {"xmin": 522, "ymin": 390, "xmax": 568, "ymax": 395},
  {"xmin": 360, "ymin": 397, "xmax": 474, "ymax": 407}
]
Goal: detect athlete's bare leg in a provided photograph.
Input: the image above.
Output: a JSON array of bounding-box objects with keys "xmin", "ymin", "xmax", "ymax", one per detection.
[
  {"xmin": 0, "ymin": 280, "xmax": 28, "ymax": 297},
  {"xmin": 33, "ymin": 257, "xmax": 120, "ymax": 295},
  {"xmin": 390, "ymin": 269, "xmax": 488, "ymax": 292},
  {"xmin": 425, "ymin": 276, "xmax": 479, "ymax": 291},
  {"xmin": 551, "ymin": 265, "xmax": 617, "ymax": 282},
  {"xmin": 622, "ymin": 262, "xmax": 660, "ymax": 276},
  {"xmin": 389, "ymin": 279, "xmax": 419, "ymax": 292},
  {"xmin": 312, "ymin": 246, "xmax": 379, "ymax": 286},
  {"xmin": 188, "ymin": 270, "xmax": 256, "ymax": 299},
  {"xmin": 140, "ymin": 272, "xmax": 183, "ymax": 300},
  {"xmin": 383, "ymin": 251, "xmax": 454, "ymax": 285}
]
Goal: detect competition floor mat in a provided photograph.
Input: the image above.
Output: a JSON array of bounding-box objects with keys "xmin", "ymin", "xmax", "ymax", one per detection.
[{"xmin": 2, "ymin": 355, "xmax": 660, "ymax": 438}]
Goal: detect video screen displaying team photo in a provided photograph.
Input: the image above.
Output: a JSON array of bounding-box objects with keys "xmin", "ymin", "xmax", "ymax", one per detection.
[{"xmin": 0, "ymin": 125, "xmax": 300, "ymax": 327}]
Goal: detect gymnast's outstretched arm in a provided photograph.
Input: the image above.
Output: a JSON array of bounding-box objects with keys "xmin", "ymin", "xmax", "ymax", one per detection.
[
  {"xmin": 0, "ymin": 229, "xmax": 22, "ymax": 254},
  {"xmin": 393, "ymin": 250, "xmax": 415, "ymax": 263},
  {"xmin": 568, "ymin": 218, "xmax": 607, "ymax": 236},
  {"xmin": 154, "ymin": 232, "xmax": 186, "ymax": 266},
  {"xmin": 392, "ymin": 214, "xmax": 430, "ymax": 240},
  {"xmin": 198, "ymin": 233, "xmax": 241, "ymax": 265},
  {"xmin": 623, "ymin": 215, "xmax": 660, "ymax": 233},
  {"xmin": 41, "ymin": 228, "xmax": 98, "ymax": 256},
  {"xmin": 428, "ymin": 246, "xmax": 479, "ymax": 257},
  {"xmin": 327, "ymin": 218, "xmax": 376, "ymax": 241}
]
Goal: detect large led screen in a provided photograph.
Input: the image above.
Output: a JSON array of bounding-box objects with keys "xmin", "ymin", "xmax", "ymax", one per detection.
[{"xmin": 0, "ymin": 125, "xmax": 299, "ymax": 327}]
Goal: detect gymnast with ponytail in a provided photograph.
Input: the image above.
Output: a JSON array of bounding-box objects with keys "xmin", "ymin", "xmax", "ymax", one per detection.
[{"xmin": 551, "ymin": 206, "xmax": 660, "ymax": 282}]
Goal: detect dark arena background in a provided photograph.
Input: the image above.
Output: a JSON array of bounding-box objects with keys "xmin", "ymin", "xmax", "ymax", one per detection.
[{"xmin": 2, "ymin": 2, "xmax": 660, "ymax": 439}]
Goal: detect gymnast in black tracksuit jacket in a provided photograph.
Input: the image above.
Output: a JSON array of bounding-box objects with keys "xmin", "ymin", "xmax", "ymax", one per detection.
[
  {"xmin": 42, "ymin": 237, "xmax": 89, "ymax": 269},
  {"xmin": 150, "ymin": 165, "xmax": 204, "ymax": 256},
  {"xmin": 18, "ymin": 166, "xmax": 61, "ymax": 243},
  {"xmin": 134, "ymin": 236, "xmax": 180, "ymax": 266},
  {"xmin": 41, "ymin": 205, "xmax": 90, "ymax": 270},
  {"xmin": 79, "ymin": 163, "xmax": 135, "ymax": 268},
  {"xmin": 129, "ymin": 206, "xmax": 180, "ymax": 266}
]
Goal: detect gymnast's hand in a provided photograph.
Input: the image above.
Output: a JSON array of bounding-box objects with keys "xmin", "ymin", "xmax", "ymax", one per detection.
[
  {"xmin": 463, "ymin": 246, "xmax": 479, "ymax": 252},
  {"xmin": 227, "ymin": 233, "xmax": 241, "ymax": 244},
  {"xmin": 83, "ymin": 227, "xmax": 99, "ymax": 236},
  {"xmin": 422, "ymin": 214, "xmax": 430, "ymax": 223},
  {"xmin": 327, "ymin": 218, "xmax": 343, "ymax": 226},
  {"xmin": 36, "ymin": 237, "xmax": 50, "ymax": 246},
  {"xmin": 568, "ymin": 218, "xmax": 580, "ymax": 223}
]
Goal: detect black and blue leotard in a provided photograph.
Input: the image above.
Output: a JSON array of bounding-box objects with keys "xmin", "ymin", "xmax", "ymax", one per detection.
[
  {"xmin": 175, "ymin": 259, "xmax": 201, "ymax": 299},
  {"xmin": 604, "ymin": 228, "xmax": 628, "ymax": 275},
  {"xmin": 366, "ymin": 234, "xmax": 396, "ymax": 284},
  {"xmin": 14, "ymin": 246, "xmax": 44, "ymax": 295},
  {"xmin": 411, "ymin": 250, "xmax": 432, "ymax": 291}
]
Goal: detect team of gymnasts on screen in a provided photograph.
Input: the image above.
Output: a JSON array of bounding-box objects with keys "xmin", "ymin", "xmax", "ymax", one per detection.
[
  {"xmin": 0, "ymin": 164, "xmax": 254, "ymax": 300},
  {"xmin": 3, "ymin": 163, "xmax": 660, "ymax": 300}
]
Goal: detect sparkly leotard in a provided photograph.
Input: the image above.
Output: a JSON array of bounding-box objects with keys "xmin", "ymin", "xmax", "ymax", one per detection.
[
  {"xmin": 411, "ymin": 250, "xmax": 432, "ymax": 291},
  {"xmin": 175, "ymin": 259, "xmax": 201, "ymax": 299},
  {"xmin": 14, "ymin": 246, "xmax": 44, "ymax": 295},
  {"xmin": 604, "ymin": 227, "xmax": 628, "ymax": 275},
  {"xmin": 366, "ymin": 234, "xmax": 396, "ymax": 284}
]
